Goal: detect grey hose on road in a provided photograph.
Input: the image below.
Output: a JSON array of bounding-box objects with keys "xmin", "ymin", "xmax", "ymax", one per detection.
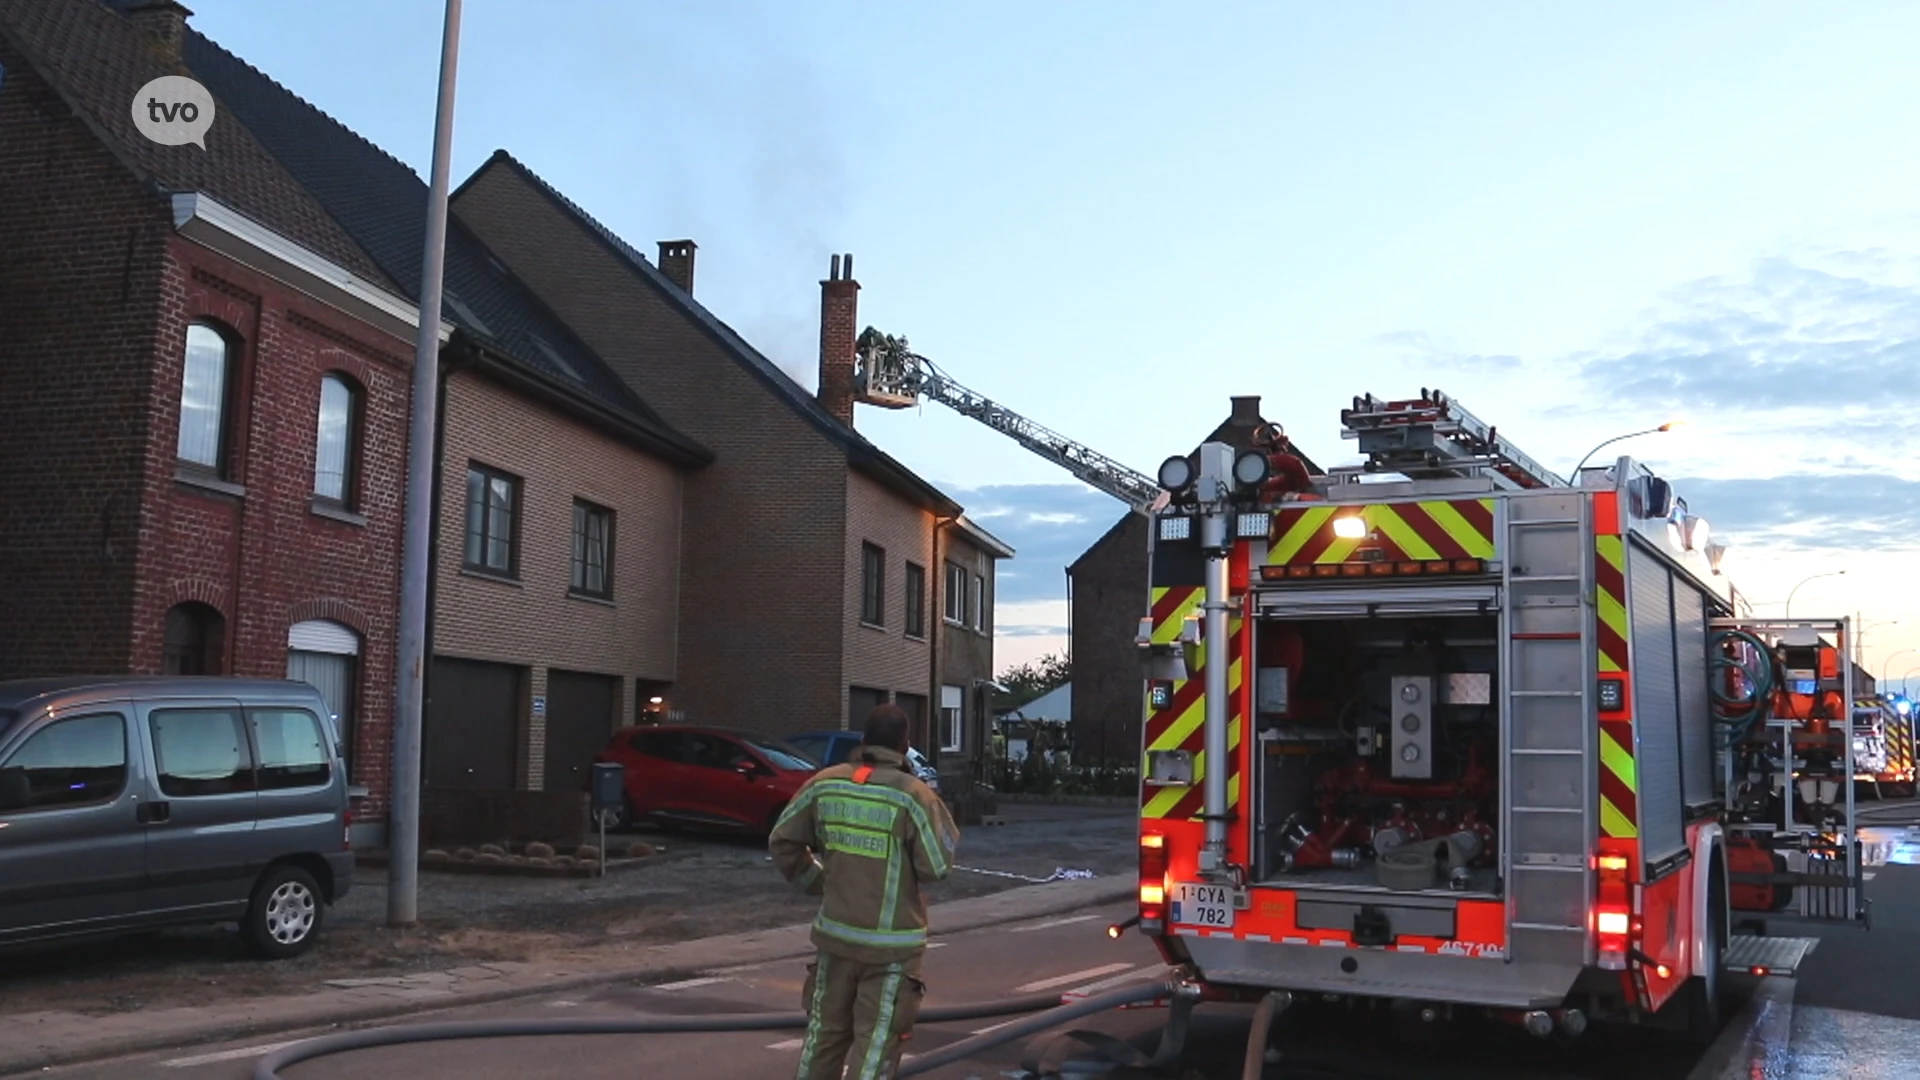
[{"xmin": 253, "ymin": 981, "xmax": 1177, "ymax": 1080}]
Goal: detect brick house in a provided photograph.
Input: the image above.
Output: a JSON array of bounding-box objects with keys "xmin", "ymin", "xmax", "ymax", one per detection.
[
  {"xmin": 1067, "ymin": 396, "xmax": 1320, "ymax": 762},
  {"xmin": 176, "ymin": 17, "xmax": 715, "ymax": 838},
  {"xmin": 446, "ymin": 154, "xmax": 1009, "ymax": 763},
  {"xmin": 0, "ymin": 0, "xmax": 428, "ymax": 828},
  {"xmin": 938, "ymin": 517, "xmax": 1015, "ymax": 785}
]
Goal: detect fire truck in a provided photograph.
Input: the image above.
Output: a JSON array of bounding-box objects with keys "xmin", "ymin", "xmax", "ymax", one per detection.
[
  {"xmin": 849, "ymin": 336, "xmax": 1865, "ymax": 1041},
  {"xmin": 1853, "ymin": 695, "xmax": 1916, "ymax": 797},
  {"xmin": 1127, "ymin": 389, "xmax": 1867, "ymax": 1038}
]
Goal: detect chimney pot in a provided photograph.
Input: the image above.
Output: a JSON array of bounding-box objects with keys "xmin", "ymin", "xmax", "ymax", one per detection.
[
  {"xmin": 1230, "ymin": 395, "xmax": 1262, "ymax": 426},
  {"xmin": 657, "ymin": 239, "xmax": 696, "ymax": 295},
  {"xmin": 818, "ymin": 252, "xmax": 861, "ymax": 426},
  {"xmin": 122, "ymin": 0, "xmax": 193, "ymax": 60}
]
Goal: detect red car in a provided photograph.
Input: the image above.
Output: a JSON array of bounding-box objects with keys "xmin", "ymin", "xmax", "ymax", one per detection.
[{"xmin": 593, "ymin": 725, "xmax": 818, "ymax": 835}]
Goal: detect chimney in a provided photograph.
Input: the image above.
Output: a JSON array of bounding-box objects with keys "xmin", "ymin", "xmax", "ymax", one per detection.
[
  {"xmin": 1229, "ymin": 395, "xmax": 1262, "ymax": 426},
  {"xmin": 657, "ymin": 240, "xmax": 696, "ymax": 295},
  {"xmin": 817, "ymin": 252, "xmax": 860, "ymax": 426},
  {"xmin": 123, "ymin": 0, "xmax": 192, "ymax": 59}
]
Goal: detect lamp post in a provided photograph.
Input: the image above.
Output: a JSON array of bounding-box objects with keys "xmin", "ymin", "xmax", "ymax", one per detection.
[
  {"xmin": 1884, "ymin": 649, "xmax": 1917, "ymax": 689},
  {"xmin": 1571, "ymin": 420, "xmax": 1686, "ymax": 478},
  {"xmin": 1856, "ymin": 619, "xmax": 1899, "ymax": 667},
  {"xmin": 1902, "ymin": 666, "xmax": 1920, "ymax": 698},
  {"xmin": 1784, "ymin": 570, "xmax": 1846, "ymax": 618}
]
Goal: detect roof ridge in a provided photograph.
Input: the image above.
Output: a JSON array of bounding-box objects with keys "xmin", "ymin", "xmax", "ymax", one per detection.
[{"xmin": 184, "ymin": 28, "xmax": 422, "ymax": 183}]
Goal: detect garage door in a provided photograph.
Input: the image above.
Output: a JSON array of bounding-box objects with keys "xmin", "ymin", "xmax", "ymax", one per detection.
[
  {"xmin": 426, "ymin": 657, "xmax": 521, "ymax": 790},
  {"xmin": 849, "ymin": 686, "xmax": 888, "ymax": 731},
  {"xmin": 544, "ymin": 669, "xmax": 620, "ymax": 793}
]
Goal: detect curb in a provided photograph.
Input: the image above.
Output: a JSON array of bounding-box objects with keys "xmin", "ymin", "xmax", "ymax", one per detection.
[
  {"xmin": 0, "ymin": 878, "xmax": 1134, "ymax": 1076},
  {"xmin": 1686, "ymin": 975, "xmax": 1795, "ymax": 1080}
]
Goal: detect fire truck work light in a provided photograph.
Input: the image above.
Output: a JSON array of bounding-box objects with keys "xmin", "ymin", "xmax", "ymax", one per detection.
[
  {"xmin": 1233, "ymin": 449, "xmax": 1270, "ymax": 486},
  {"xmin": 1158, "ymin": 455, "xmax": 1194, "ymax": 491},
  {"xmin": 1681, "ymin": 515, "xmax": 1710, "ymax": 552},
  {"xmin": 1157, "ymin": 515, "xmax": 1192, "ymax": 541},
  {"xmin": 1235, "ymin": 512, "xmax": 1270, "ymax": 538},
  {"xmin": 1332, "ymin": 515, "xmax": 1368, "ymax": 540}
]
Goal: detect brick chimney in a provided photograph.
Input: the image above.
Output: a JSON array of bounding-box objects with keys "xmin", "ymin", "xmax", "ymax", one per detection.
[
  {"xmin": 657, "ymin": 240, "xmax": 696, "ymax": 295},
  {"xmin": 818, "ymin": 252, "xmax": 860, "ymax": 426},
  {"xmin": 1230, "ymin": 395, "xmax": 1262, "ymax": 426},
  {"xmin": 122, "ymin": 0, "xmax": 192, "ymax": 59}
]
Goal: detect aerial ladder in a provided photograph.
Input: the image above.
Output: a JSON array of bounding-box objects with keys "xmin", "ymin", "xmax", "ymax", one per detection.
[
  {"xmin": 853, "ymin": 328, "xmax": 1167, "ymax": 514},
  {"xmin": 1335, "ymin": 388, "xmax": 1568, "ymax": 490}
]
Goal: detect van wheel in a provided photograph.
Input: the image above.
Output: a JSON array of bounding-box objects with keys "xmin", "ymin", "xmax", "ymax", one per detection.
[{"xmin": 244, "ymin": 864, "xmax": 324, "ymax": 960}]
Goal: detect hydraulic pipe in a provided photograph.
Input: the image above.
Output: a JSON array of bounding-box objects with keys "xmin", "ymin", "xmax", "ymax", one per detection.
[
  {"xmin": 252, "ymin": 983, "xmax": 1176, "ymax": 1080},
  {"xmin": 1200, "ymin": 504, "xmax": 1231, "ymax": 871}
]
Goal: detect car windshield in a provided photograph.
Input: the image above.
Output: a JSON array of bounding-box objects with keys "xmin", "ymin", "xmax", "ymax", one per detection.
[{"xmin": 746, "ymin": 738, "xmax": 816, "ymax": 772}]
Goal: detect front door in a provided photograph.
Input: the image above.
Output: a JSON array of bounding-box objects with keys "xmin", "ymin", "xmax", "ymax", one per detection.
[
  {"xmin": 137, "ymin": 697, "xmax": 261, "ymax": 920},
  {"xmin": 425, "ymin": 657, "xmax": 521, "ymax": 790},
  {"xmin": 543, "ymin": 670, "xmax": 618, "ymax": 793},
  {"xmin": 0, "ymin": 706, "xmax": 145, "ymax": 942}
]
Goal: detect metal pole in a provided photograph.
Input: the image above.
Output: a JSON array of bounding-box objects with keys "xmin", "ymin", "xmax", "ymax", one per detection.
[
  {"xmin": 1199, "ymin": 505, "xmax": 1230, "ymax": 872},
  {"xmin": 389, "ymin": 0, "xmax": 463, "ymax": 927}
]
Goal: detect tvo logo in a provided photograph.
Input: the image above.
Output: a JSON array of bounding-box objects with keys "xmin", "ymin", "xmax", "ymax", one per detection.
[{"xmin": 131, "ymin": 75, "xmax": 215, "ymax": 149}]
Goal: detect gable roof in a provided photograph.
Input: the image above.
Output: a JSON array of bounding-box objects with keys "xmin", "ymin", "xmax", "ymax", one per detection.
[
  {"xmin": 171, "ymin": 25, "xmax": 709, "ymax": 466},
  {"xmin": 455, "ymin": 150, "xmax": 962, "ymax": 516},
  {"xmin": 0, "ymin": 0, "xmax": 389, "ymax": 284}
]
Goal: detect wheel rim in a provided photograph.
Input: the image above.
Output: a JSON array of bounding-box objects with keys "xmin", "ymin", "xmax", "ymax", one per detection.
[{"xmin": 264, "ymin": 880, "xmax": 317, "ymax": 945}]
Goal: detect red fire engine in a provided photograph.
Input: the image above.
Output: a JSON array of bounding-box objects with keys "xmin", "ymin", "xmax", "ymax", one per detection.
[{"xmin": 1128, "ymin": 389, "xmax": 1865, "ymax": 1039}]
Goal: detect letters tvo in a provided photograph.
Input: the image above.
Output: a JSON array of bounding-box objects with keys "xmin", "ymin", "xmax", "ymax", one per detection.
[{"xmin": 146, "ymin": 98, "xmax": 199, "ymax": 124}]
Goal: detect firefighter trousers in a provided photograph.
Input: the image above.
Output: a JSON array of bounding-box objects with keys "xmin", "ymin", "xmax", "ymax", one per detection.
[{"xmin": 795, "ymin": 949, "xmax": 926, "ymax": 1080}]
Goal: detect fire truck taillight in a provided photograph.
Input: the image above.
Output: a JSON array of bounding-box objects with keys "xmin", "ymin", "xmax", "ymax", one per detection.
[
  {"xmin": 1594, "ymin": 854, "xmax": 1631, "ymax": 971},
  {"xmin": 1139, "ymin": 834, "xmax": 1169, "ymax": 920}
]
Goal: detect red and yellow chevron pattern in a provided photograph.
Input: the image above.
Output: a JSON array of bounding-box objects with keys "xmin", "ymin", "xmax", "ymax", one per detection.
[
  {"xmin": 1594, "ymin": 533, "xmax": 1638, "ymax": 840},
  {"xmin": 1140, "ymin": 586, "xmax": 1245, "ymax": 820},
  {"xmin": 1265, "ymin": 499, "xmax": 1497, "ymax": 567}
]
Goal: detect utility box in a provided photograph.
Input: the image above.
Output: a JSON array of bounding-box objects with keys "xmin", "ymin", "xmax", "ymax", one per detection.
[{"xmin": 590, "ymin": 762, "xmax": 625, "ymax": 819}]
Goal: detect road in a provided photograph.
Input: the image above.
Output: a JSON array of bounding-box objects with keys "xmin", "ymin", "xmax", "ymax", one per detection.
[{"xmin": 38, "ymin": 901, "xmax": 1718, "ymax": 1080}]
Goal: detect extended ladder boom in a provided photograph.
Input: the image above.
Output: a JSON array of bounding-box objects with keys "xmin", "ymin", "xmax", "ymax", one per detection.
[
  {"xmin": 854, "ymin": 329, "xmax": 1164, "ymax": 514},
  {"xmin": 1339, "ymin": 387, "xmax": 1566, "ymax": 490}
]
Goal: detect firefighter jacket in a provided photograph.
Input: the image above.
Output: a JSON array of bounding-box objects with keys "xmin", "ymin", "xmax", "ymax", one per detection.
[{"xmin": 770, "ymin": 745, "xmax": 960, "ymax": 964}]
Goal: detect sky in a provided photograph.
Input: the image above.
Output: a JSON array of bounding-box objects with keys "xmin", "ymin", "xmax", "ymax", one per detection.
[{"xmin": 182, "ymin": 1, "xmax": 1920, "ymax": 689}]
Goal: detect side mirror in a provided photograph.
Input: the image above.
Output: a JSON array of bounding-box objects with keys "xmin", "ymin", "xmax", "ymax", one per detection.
[{"xmin": 0, "ymin": 767, "xmax": 30, "ymax": 812}]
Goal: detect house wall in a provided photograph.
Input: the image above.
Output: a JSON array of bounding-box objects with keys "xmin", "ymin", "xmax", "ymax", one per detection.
[
  {"xmin": 0, "ymin": 44, "xmax": 166, "ymax": 677},
  {"xmin": 1068, "ymin": 514, "xmax": 1153, "ymax": 764},
  {"xmin": 843, "ymin": 469, "xmax": 937, "ymax": 733},
  {"xmin": 449, "ymin": 171, "xmax": 849, "ymax": 736},
  {"xmin": 939, "ymin": 530, "xmax": 1000, "ymax": 777},
  {"xmin": 432, "ymin": 368, "xmax": 684, "ymax": 786}
]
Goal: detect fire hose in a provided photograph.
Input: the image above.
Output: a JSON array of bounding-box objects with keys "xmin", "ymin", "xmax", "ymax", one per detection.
[{"xmin": 251, "ymin": 979, "xmax": 1180, "ymax": 1080}]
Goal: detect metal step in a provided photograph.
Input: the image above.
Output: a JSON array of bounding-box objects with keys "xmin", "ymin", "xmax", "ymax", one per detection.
[{"xmin": 1724, "ymin": 935, "xmax": 1819, "ymax": 977}]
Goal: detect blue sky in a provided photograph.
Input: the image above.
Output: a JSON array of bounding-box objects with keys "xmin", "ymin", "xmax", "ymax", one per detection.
[{"xmin": 185, "ymin": 1, "xmax": 1920, "ymax": 685}]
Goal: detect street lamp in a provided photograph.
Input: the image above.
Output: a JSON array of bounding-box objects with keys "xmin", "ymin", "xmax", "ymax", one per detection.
[
  {"xmin": 1903, "ymin": 666, "xmax": 1920, "ymax": 698},
  {"xmin": 1572, "ymin": 420, "xmax": 1686, "ymax": 478},
  {"xmin": 1784, "ymin": 570, "xmax": 1846, "ymax": 618},
  {"xmin": 1884, "ymin": 649, "xmax": 1917, "ymax": 688}
]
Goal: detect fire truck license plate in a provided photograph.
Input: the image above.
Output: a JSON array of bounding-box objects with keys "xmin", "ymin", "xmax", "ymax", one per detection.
[{"xmin": 1169, "ymin": 883, "xmax": 1233, "ymax": 928}]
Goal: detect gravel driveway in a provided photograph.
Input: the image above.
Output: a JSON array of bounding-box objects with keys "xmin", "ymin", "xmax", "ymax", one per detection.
[{"xmin": 0, "ymin": 804, "xmax": 1136, "ymax": 1016}]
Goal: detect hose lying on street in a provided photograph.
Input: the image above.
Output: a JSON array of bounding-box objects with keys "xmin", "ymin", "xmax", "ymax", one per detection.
[{"xmin": 252, "ymin": 980, "xmax": 1179, "ymax": 1080}]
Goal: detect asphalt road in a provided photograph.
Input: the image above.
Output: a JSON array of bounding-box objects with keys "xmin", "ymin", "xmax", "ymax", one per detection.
[{"xmin": 35, "ymin": 900, "xmax": 1727, "ymax": 1080}]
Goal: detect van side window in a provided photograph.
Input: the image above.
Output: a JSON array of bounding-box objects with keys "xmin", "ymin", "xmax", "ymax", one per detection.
[
  {"xmin": 0, "ymin": 714, "xmax": 127, "ymax": 810},
  {"xmin": 249, "ymin": 708, "xmax": 332, "ymax": 790},
  {"xmin": 150, "ymin": 708, "xmax": 253, "ymax": 797}
]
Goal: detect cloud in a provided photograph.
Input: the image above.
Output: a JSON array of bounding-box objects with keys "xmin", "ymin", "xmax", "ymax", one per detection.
[
  {"xmin": 1674, "ymin": 471, "xmax": 1920, "ymax": 552},
  {"xmin": 1575, "ymin": 257, "xmax": 1920, "ymax": 412},
  {"xmin": 995, "ymin": 623, "xmax": 1072, "ymax": 638},
  {"xmin": 1371, "ymin": 329, "xmax": 1523, "ymax": 371},
  {"xmin": 952, "ymin": 482, "xmax": 1130, "ymax": 604}
]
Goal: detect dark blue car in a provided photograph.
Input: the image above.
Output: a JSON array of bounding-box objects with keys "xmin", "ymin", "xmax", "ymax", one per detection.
[{"xmin": 786, "ymin": 730, "xmax": 940, "ymax": 791}]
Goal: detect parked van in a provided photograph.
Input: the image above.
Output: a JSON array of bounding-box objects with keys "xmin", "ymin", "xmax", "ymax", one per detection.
[{"xmin": 0, "ymin": 676, "xmax": 354, "ymax": 959}]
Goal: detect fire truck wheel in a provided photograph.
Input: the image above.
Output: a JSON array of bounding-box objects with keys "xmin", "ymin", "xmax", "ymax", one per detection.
[{"xmin": 1682, "ymin": 860, "xmax": 1729, "ymax": 1044}]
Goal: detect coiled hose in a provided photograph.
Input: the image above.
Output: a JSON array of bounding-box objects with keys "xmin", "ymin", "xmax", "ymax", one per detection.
[
  {"xmin": 1709, "ymin": 628, "xmax": 1777, "ymax": 745},
  {"xmin": 251, "ymin": 980, "xmax": 1179, "ymax": 1080}
]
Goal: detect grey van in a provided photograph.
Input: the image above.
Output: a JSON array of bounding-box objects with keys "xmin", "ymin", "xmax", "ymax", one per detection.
[{"xmin": 0, "ymin": 676, "xmax": 354, "ymax": 959}]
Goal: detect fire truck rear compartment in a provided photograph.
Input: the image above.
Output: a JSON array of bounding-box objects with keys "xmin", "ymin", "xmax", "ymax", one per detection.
[{"xmin": 1254, "ymin": 612, "xmax": 1503, "ymax": 895}]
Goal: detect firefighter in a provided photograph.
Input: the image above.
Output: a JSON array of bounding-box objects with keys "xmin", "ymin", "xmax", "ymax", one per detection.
[
  {"xmin": 1255, "ymin": 422, "xmax": 1315, "ymax": 501},
  {"xmin": 770, "ymin": 704, "xmax": 960, "ymax": 1080}
]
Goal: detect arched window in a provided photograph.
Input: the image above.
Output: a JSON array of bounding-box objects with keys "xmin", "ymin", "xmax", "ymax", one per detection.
[
  {"xmin": 313, "ymin": 374, "xmax": 360, "ymax": 506},
  {"xmin": 162, "ymin": 602, "xmax": 226, "ymax": 675},
  {"xmin": 176, "ymin": 323, "xmax": 233, "ymax": 474}
]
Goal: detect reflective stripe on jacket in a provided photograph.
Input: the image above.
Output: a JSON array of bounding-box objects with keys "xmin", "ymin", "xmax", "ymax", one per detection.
[{"xmin": 769, "ymin": 745, "xmax": 960, "ymax": 964}]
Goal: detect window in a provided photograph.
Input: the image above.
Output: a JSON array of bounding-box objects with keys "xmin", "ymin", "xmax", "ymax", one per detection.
[
  {"xmin": 313, "ymin": 374, "xmax": 360, "ymax": 506},
  {"xmin": 571, "ymin": 500, "xmax": 614, "ymax": 598},
  {"xmin": 176, "ymin": 322, "xmax": 232, "ymax": 473},
  {"xmin": 861, "ymin": 542, "xmax": 886, "ymax": 626},
  {"xmin": 149, "ymin": 708, "xmax": 251, "ymax": 797},
  {"xmin": 744, "ymin": 737, "xmax": 815, "ymax": 772},
  {"xmin": 944, "ymin": 561, "xmax": 967, "ymax": 624},
  {"xmin": 975, "ymin": 573, "xmax": 987, "ymax": 634},
  {"xmin": 464, "ymin": 464, "xmax": 520, "ymax": 576},
  {"xmin": 940, "ymin": 685, "xmax": 964, "ymax": 753},
  {"xmin": 162, "ymin": 602, "xmax": 226, "ymax": 675},
  {"xmin": 627, "ymin": 730, "xmax": 679, "ymax": 759},
  {"xmin": 904, "ymin": 562, "xmax": 926, "ymax": 639},
  {"xmin": 0, "ymin": 713, "xmax": 127, "ymax": 811},
  {"xmin": 249, "ymin": 708, "xmax": 332, "ymax": 790}
]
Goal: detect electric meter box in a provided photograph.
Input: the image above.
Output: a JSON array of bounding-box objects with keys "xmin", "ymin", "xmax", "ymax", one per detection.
[{"xmin": 590, "ymin": 761, "xmax": 625, "ymax": 818}]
